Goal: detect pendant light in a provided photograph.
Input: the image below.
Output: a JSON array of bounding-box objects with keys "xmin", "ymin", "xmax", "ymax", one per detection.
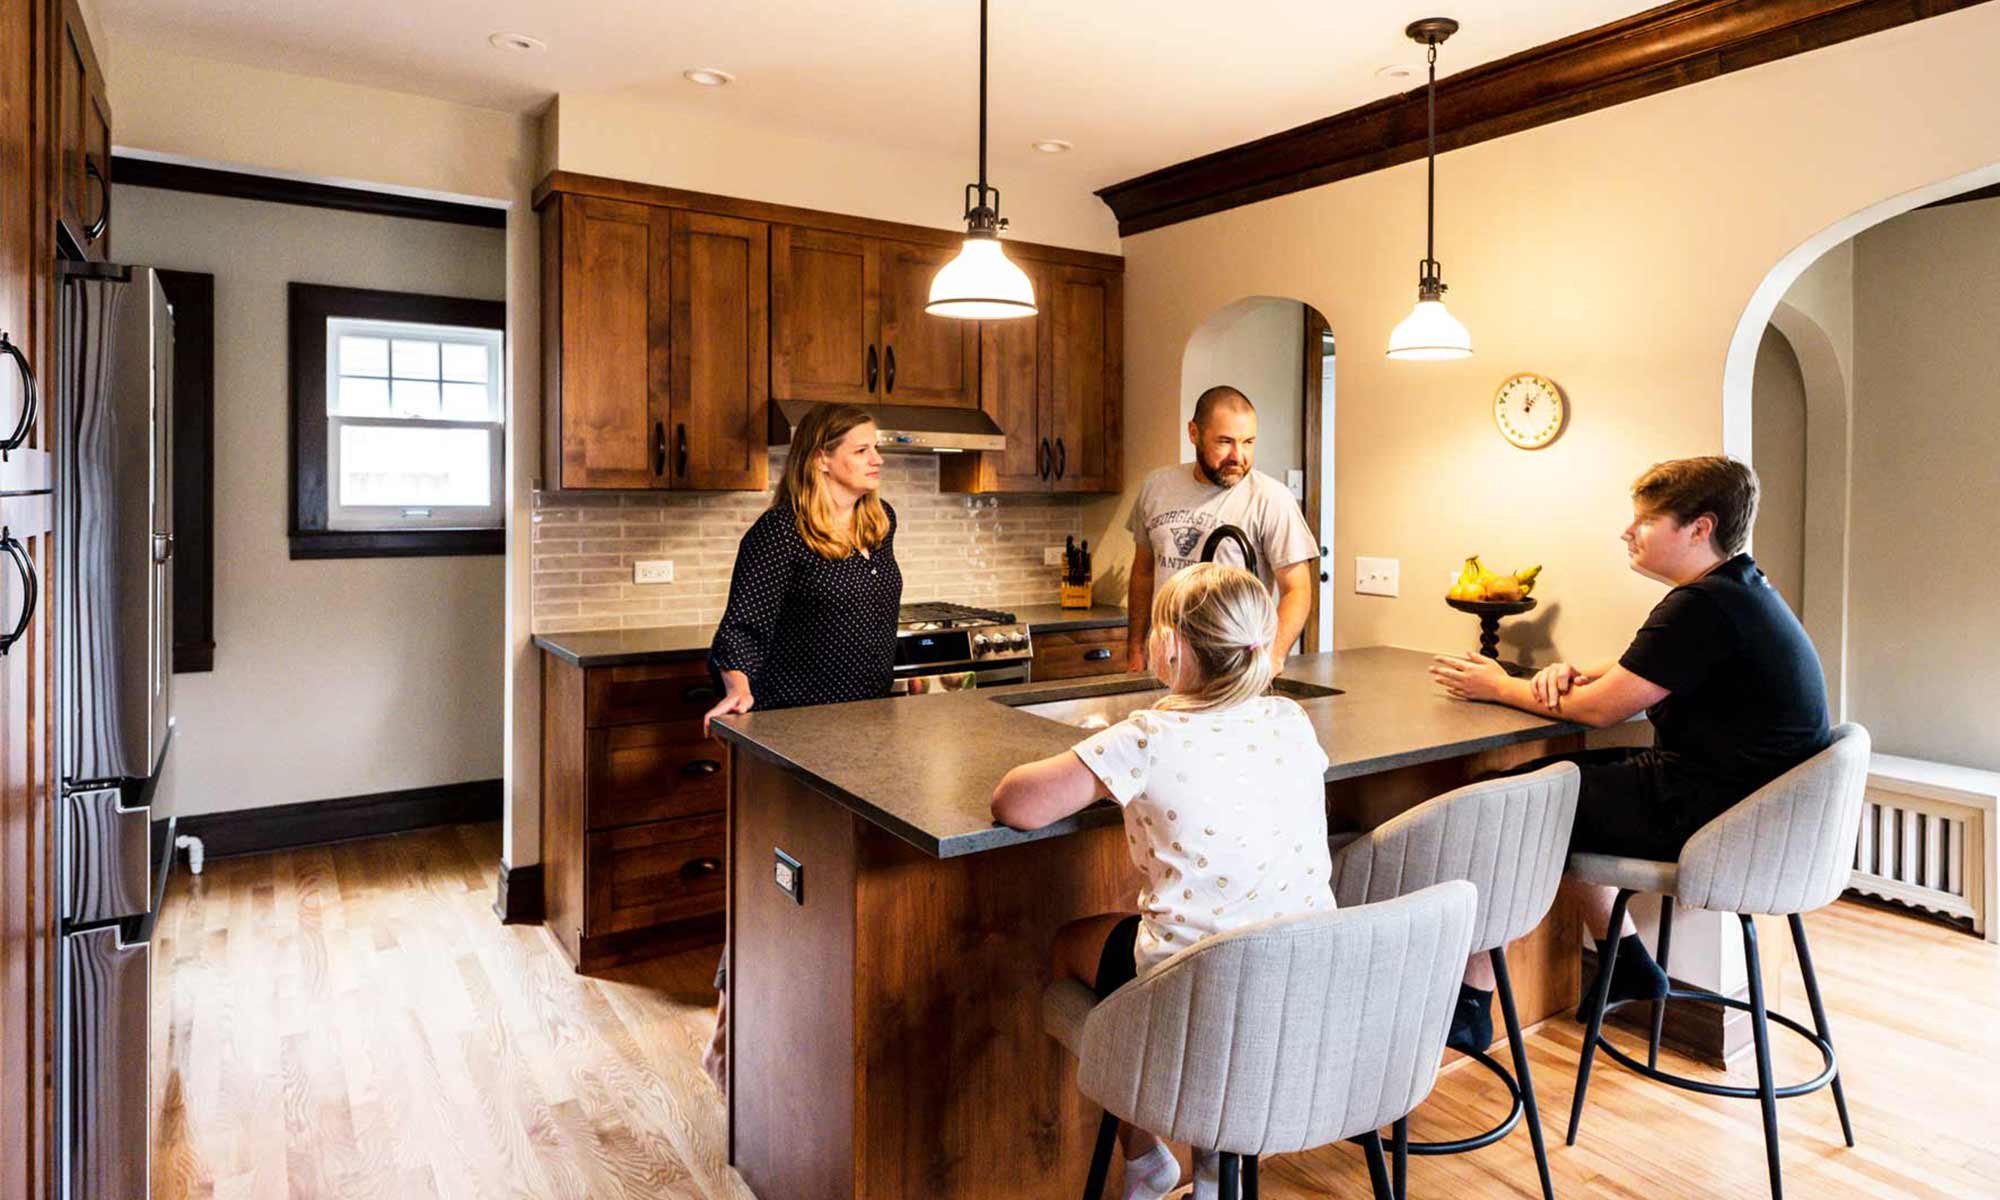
[
  {"xmin": 926, "ymin": 0, "xmax": 1036, "ymax": 320},
  {"xmin": 1386, "ymin": 18, "xmax": 1472, "ymax": 361}
]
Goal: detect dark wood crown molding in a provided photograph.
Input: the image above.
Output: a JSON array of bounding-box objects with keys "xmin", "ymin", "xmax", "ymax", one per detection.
[
  {"xmin": 1097, "ymin": 0, "xmax": 1994, "ymax": 237},
  {"xmin": 112, "ymin": 154, "xmax": 508, "ymax": 229}
]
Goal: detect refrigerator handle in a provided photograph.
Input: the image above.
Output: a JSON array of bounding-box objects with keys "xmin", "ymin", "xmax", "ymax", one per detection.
[
  {"xmin": 0, "ymin": 330, "xmax": 35, "ymax": 452},
  {"xmin": 0, "ymin": 528, "xmax": 36, "ymax": 656}
]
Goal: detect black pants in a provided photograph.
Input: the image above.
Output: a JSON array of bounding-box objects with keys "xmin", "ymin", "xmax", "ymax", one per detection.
[{"xmin": 1503, "ymin": 747, "xmax": 1740, "ymax": 862}]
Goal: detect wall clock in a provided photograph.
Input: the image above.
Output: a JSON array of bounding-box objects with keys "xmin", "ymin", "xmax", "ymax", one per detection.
[{"xmin": 1493, "ymin": 372, "xmax": 1568, "ymax": 449}]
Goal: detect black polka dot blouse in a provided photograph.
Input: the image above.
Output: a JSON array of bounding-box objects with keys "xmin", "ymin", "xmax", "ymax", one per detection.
[{"xmin": 708, "ymin": 504, "xmax": 903, "ymax": 711}]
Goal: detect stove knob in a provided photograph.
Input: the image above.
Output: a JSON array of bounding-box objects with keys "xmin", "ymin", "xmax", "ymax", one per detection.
[
  {"xmin": 973, "ymin": 634, "xmax": 990, "ymax": 652},
  {"xmin": 1009, "ymin": 632, "xmax": 1029, "ymax": 649}
]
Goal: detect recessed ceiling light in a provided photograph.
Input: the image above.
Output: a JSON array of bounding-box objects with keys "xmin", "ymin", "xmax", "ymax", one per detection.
[
  {"xmin": 488, "ymin": 32, "xmax": 546, "ymax": 53},
  {"xmin": 683, "ymin": 68, "xmax": 736, "ymax": 87},
  {"xmin": 1031, "ymin": 139, "xmax": 1073, "ymax": 154}
]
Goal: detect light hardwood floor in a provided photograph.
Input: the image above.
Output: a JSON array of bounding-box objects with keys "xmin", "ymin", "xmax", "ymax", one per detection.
[{"xmin": 152, "ymin": 823, "xmax": 1999, "ymax": 1199}]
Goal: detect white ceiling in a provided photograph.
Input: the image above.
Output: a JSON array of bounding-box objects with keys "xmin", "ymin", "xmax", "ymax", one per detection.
[{"xmin": 99, "ymin": 0, "xmax": 1663, "ymax": 188}]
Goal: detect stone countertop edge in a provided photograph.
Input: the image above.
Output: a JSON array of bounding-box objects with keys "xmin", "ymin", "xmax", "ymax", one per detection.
[{"xmin": 1009, "ymin": 603, "xmax": 1130, "ymax": 633}]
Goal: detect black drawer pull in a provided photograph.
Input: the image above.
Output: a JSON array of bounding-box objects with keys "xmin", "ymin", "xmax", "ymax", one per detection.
[
  {"xmin": 1055, "ymin": 437, "xmax": 1067, "ymax": 481},
  {"xmin": 866, "ymin": 344, "xmax": 879, "ymax": 393},
  {"xmin": 682, "ymin": 856, "xmax": 724, "ymax": 880},
  {"xmin": 1083, "ymin": 648, "xmax": 1112, "ymax": 662},
  {"xmin": 682, "ymin": 759, "xmax": 722, "ymax": 778},
  {"xmin": 682, "ymin": 683, "xmax": 719, "ymax": 704},
  {"xmin": 0, "ymin": 332, "xmax": 36, "ymax": 453},
  {"xmin": 884, "ymin": 344, "xmax": 896, "ymax": 394}
]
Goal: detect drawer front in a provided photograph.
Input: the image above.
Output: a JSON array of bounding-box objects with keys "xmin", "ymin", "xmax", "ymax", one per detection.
[
  {"xmin": 585, "ymin": 659, "xmax": 720, "ymax": 727},
  {"xmin": 586, "ymin": 721, "xmax": 728, "ymax": 829},
  {"xmin": 585, "ymin": 814, "xmax": 727, "ymax": 936},
  {"xmin": 1031, "ymin": 626, "xmax": 1127, "ymax": 681}
]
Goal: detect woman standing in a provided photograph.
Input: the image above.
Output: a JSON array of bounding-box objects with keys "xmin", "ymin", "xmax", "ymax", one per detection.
[{"xmin": 700, "ymin": 402, "xmax": 902, "ymax": 1088}]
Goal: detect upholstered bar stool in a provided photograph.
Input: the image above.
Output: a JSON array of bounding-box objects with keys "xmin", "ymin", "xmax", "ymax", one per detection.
[
  {"xmin": 1329, "ymin": 762, "xmax": 1581, "ymax": 1200},
  {"xmin": 1565, "ymin": 724, "xmax": 1871, "ymax": 1200},
  {"xmin": 1042, "ymin": 882, "xmax": 1478, "ymax": 1200}
]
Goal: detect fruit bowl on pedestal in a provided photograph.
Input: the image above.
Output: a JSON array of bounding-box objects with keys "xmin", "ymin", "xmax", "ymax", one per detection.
[{"xmin": 1445, "ymin": 596, "xmax": 1537, "ymax": 663}]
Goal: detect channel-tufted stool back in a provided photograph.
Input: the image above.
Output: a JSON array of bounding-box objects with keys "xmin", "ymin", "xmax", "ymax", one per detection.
[
  {"xmin": 1329, "ymin": 763, "xmax": 1580, "ymax": 954},
  {"xmin": 1043, "ymin": 881, "xmax": 1477, "ymax": 1157}
]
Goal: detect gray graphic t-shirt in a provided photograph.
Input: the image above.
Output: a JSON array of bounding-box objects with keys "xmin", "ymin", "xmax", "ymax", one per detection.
[{"xmin": 1127, "ymin": 465, "xmax": 1319, "ymax": 591}]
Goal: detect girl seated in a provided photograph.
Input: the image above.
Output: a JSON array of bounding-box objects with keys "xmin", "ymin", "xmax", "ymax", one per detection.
[{"xmin": 991, "ymin": 562, "xmax": 1334, "ymax": 1200}]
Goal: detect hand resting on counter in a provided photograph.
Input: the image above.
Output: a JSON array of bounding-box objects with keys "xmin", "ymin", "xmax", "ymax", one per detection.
[
  {"xmin": 1429, "ymin": 651, "xmax": 1663, "ymax": 729},
  {"xmin": 703, "ymin": 669, "xmax": 755, "ymax": 737}
]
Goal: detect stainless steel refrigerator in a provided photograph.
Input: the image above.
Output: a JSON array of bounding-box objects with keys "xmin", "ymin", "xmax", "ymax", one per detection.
[{"xmin": 55, "ymin": 261, "xmax": 175, "ymax": 1200}]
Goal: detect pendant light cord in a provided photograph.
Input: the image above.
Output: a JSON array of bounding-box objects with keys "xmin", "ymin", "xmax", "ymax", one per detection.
[
  {"xmin": 979, "ymin": 0, "xmax": 988, "ymax": 197},
  {"xmin": 1425, "ymin": 40, "xmax": 1437, "ymax": 273}
]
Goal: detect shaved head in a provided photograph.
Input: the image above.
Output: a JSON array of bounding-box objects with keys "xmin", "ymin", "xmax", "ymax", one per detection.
[{"xmin": 1192, "ymin": 385, "xmax": 1255, "ymax": 428}]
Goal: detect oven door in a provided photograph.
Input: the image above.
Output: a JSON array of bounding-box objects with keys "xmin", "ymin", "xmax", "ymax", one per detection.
[{"xmin": 892, "ymin": 660, "xmax": 1031, "ymax": 695}]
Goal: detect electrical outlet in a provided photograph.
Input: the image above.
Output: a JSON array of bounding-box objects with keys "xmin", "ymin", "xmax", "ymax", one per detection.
[
  {"xmin": 1355, "ymin": 556, "xmax": 1400, "ymax": 597},
  {"xmin": 633, "ymin": 560, "xmax": 675, "ymax": 584},
  {"xmin": 773, "ymin": 849, "xmax": 803, "ymax": 905},
  {"xmin": 1044, "ymin": 546, "xmax": 1066, "ymax": 566}
]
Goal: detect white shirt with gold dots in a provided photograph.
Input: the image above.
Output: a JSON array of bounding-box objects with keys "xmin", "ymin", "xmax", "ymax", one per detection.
[{"xmin": 1075, "ymin": 695, "xmax": 1334, "ymax": 976}]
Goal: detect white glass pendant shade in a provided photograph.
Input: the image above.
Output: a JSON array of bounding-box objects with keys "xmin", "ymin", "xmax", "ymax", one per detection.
[
  {"xmin": 1385, "ymin": 298, "xmax": 1472, "ymax": 360},
  {"xmin": 926, "ymin": 236, "xmax": 1036, "ymax": 320}
]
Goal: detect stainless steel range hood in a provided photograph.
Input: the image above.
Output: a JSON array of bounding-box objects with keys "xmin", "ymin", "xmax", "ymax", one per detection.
[{"xmin": 767, "ymin": 399, "xmax": 1006, "ymax": 454}]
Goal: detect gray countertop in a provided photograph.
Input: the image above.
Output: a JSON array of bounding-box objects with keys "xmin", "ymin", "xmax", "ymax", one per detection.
[
  {"xmin": 534, "ymin": 606, "xmax": 1127, "ymax": 668},
  {"xmin": 712, "ymin": 646, "xmax": 1587, "ymax": 859}
]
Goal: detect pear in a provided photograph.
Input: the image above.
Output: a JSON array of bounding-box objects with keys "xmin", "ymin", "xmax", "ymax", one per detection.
[{"xmin": 1484, "ymin": 576, "xmax": 1524, "ymax": 602}]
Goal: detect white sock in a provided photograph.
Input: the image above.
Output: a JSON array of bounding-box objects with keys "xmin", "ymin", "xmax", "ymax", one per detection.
[
  {"xmin": 1120, "ymin": 1142, "xmax": 1180, "ymax": 1200},
  {"xmin": 1190, "ymin": 1148, "xmax": 1220, "ymax": 1200}
]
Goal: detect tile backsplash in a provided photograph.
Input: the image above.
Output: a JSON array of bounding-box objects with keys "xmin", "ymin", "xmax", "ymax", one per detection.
[{"xmin": 532, "ymin": 451, "xmax": 1086, "ymax": 633}]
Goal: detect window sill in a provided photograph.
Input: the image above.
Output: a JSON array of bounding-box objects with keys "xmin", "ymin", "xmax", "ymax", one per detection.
[{"xmin": 288, "ymin": 527, "xmax": 503, "ymax": 560}]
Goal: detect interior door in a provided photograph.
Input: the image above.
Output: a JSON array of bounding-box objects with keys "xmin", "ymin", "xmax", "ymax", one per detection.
[
  {"xmin": 876, "ymin": 239, "xmax": 978, "ymax": 408},
  {"xmin": 1049, "ymin": 267, "xmax": 1121, "ymax": 494},
  {"xmin": 668, "ymin": 210, "xmax": 769, "ymax": 491},
  {"xmin": 976, "ymin": 259, "xmax": 1050, "ymax": 491},
  {"xmin": 771, "ymin": 226, "xmax": 879, "ymax": 406},
  {"xmin": 555, "ymin": 195, "xmax": 671, "ymax": 490}
]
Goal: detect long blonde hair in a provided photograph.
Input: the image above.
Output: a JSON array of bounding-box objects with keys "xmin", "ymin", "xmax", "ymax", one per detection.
[
  {"xmin": 1147, "ymin": 562, "xmax": 1277, "ymax": 712},
  {"xmin": 772, "ymin": 403, "xmax": 890, "ymax": 559}
]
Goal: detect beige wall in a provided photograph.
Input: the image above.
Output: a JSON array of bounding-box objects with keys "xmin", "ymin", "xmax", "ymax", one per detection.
[
  {"xmin": 1178, "ymin": 297, "xmax": 1306, "ymax": 486},
  {"xmin": 549, "ymin": 93, "xmax": 1121, "ymax": 256},
  {"xmin": 113, "ymin": 185, "xmax": 507, "ymax": 816},
  {"xmin": 1088, "ymin": 7, "xmax": 2000, "ymax": 683},
  {"xmin": 1750, "ymin": 327, "xmax": 1807, "ymax": 615},
  {"xmin": 1846, "ymin": 197, "xmax": 2000, "ymax": 770}
]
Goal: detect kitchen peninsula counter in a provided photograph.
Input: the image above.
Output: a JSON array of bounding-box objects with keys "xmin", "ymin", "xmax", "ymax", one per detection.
[{"xmin": 713, "ymin": 646, "xmax": 1587, "ymax": 1200}]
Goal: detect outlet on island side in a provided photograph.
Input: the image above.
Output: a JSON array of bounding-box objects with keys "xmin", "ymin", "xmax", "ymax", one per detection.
[
  {"xmin": 773, "ymin": 849, "xmax": 804, "ymax": 905},
  {"xmin": 633, "ymin": 560, "xmax": 675, "ymax": 584},
  {"xmin": 1355, "ymin": 556, "xmax": 1400, "ymax": 597}
]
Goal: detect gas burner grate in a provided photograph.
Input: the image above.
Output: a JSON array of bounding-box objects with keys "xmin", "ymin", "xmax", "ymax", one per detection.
[{"xmin": 898, "ymin": 601, "xmax": 1018, "ymax": 629}]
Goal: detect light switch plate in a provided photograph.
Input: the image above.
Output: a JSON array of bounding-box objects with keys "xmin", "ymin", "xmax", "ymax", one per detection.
[
  {"xmin": 1044, "ymin": 546, "xmax": 1066, "ymax": 567},
  {"xmin": 1286, "ymin": 468, "xmax": 1305, "ymax": 501},
  {"xmin": 1355, "ymin": 556, "xmax": 1400, "ymax": 597},
  {"xmin": 633, "ymin": 560, "xmax": 674, "ymax": 584}
]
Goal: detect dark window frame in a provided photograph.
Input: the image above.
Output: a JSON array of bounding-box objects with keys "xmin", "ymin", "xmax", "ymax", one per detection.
[{"xmin": 288, "ymin": 283, "xmax": 507, "ymax": 560}]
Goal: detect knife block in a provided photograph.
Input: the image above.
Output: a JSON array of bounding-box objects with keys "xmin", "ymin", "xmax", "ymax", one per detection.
[{"xmin": 1059, "ymin": 579, "xmax": 1093, "ymax": 609}]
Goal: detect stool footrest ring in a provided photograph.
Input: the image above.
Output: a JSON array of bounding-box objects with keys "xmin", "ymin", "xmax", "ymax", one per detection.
[
  {"xmin": 1591, "ymin": 987, "xmax": 1839, "ymax": 1100},
  {"xmin": 1404, "ymin": 1048, "xmax": 1525, "ymax": 1156}
]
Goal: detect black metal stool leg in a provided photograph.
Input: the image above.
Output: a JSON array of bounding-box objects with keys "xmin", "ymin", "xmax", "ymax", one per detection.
[
  {"xmin": 1356, "ymin": 1131, "xmax": 1394, "ymax": 1200},
  {"xmin": 1219, "ymin": 1151, "xmax": 1240, "ymax": 1200},
  {"xmin": 1789, "ymin": 913, "xmax": 1855, "ymax": 1148},
  {"xmin": 1741, "ymin": 915, "xmax": 1785, "ymax": 1200},
  {"xmin": 1567, "ymin": 888, "xmax": 1632, "ymax": 1145},
  {"xmin": 1493, "ymin": 947, "xmax": 1556, "ymax": 1200},
  {"xmin": 1391, "ymin": 1116, "xmax": 1408, "ymax": 1200},
  {"xmin": 1244, "ymin": 1154, "xmax": 1260, "ymax": 1200},
  {"xmin": 1650, "ymin": 897, "xmax": 1675, "ymax": 1070},
  {"xmin": 1082, "ymin": 1111, "xmax": 1118, "ymax": 1200}
]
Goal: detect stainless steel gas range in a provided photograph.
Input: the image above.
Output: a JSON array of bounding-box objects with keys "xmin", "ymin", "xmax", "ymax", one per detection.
[{"xmin": 892, "ymin": 602, "xmax": 1033, "ymax": 693}]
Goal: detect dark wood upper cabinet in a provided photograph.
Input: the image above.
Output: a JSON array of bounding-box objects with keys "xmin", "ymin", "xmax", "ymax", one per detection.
[
  {"xmin": 56, "ymin": 0, "xmax": 111, "ymax": 260},
  {"xmin": 668, "ymin": 210, "xmax": 769, "ymax": 492},
  {"xmin": 771, "ymin": 226, "xmax": 879, "ymax": 406},
  {"xmin": 543, "ymin": 194, "xmax": 672, "ymax": 490},
  {"xmin": 876, "ymin": 239, "xmax": 977, "ymax": 408}
]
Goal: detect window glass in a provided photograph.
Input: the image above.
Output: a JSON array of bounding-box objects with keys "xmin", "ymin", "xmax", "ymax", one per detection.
[
  {"xmin": 337, "ymin": 425, "xmax": 492, "ymax": 508},
  {"xmin": 440, "ymin": 342, "xmax": 489, "ymax": 383},
  {"xmin": 391, "ymin": 338, "xmax": 440, "ymax": 381}
]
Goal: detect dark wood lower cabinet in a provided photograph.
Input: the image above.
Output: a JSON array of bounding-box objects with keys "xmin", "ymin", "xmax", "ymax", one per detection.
[{"xmin": 541, "ymin": 652, "xmax": 727, "ymax": 973}]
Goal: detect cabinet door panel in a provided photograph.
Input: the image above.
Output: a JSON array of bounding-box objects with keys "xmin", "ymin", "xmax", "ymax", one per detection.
[
  {"xmin": 585, "ymin": 814, "xmax": 727, "ymax": 935},
  {"xmin": 57, "ymin": 3, "xmax": 110, "ymax": 260},
  {"xmin": 555, "ymin": 195, "xmax": 671, "ymax": 489},
  {"xmin": 586, "ymin": 722, "xmax": 727, "ymax": 830},
  {"xmin": 1030, "ymin": 627, "xmax": 1126, "ymax": 681},
  {"xmin": 878, "ymin": 239, "xmax": 977, "ymax": 408},
  {"xmin": 670, "ymin": 211, "xmax": 769, "ymax": 491},
  {"xmin": 772, "ymin": 227, "xmax": 878, "ymax": 405},
  {"xmin": 977, "ymin": 260, "xmax": 1049, "ymax": 491},
  {"xmin": 1050, "ymin": 268, "xmax": 1122, "ymax": 494}
]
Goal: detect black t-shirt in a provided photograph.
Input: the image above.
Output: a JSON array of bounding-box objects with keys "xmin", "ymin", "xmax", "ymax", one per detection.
[{"xmin": 1618, "ymin": 553, "xmax": 1830, "ymax": 798}]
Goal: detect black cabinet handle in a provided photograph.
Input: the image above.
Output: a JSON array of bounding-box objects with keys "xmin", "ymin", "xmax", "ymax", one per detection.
[
  {"xmin": 682, "ymin": 856, "xmax": 724, "ymax": 880},
  {"xmin": 676, "ymin": 424, "xmax": 689, "ymax": 480},
  {"xmin": 1038, "ymin": 438, "xmax": 1051, "ymax": 480},
  {"xmin": 1055, "ymin": 437, "xmax": 1067, "ymax": 481},
  {"xmin": 682, "ymin": 683, "xmax": 719, "ymax": 704},
  {"xmin": 866, "ymin": 345, "xmax": 878, "ymax": 393},
  {"xmin": 1083, "ymin": 647, "xmax": 1113, "ymax": 662},
  {"xmin": 682, "ymin": 758, "xmax": 722, "ymax": 778},
  {"xmin": 884, "ymin": 345, "xmax": 896, "ymax": 394},
  {"xmin": 652, "ymin": 422, "xmax": 666, "ymax": 476},
  {"xmin": 84, "ymin": 157, "xmax": 109, "ymax": 244},
  {"xmin": 0, "ymin": 530, "xmax": 36, "ymax": 657},
  {"xmin": 0, "ymin": 332, "xmax": 35, "ymax": 454}
]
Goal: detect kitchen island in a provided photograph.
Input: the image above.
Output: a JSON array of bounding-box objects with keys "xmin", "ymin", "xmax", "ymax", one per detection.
[{"xmin": 711, "ymin": 646, "xmax": 1586, "ymax": 1200}]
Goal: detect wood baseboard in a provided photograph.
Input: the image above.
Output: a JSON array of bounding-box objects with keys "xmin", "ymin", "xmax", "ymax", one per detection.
[
  {"xmin": 1581, "ymin": 945, "xmax": 1749, "ymax": 1068},
  {"xmin": 158, "ymin": 779, "xmax": 501, "ymax": 860},
  {"xmin": 493, "ymin": 860, "xmax": 545, "ymax": 924}
]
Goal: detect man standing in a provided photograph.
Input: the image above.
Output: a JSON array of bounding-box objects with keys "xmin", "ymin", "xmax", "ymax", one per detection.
[{"xmin": 1127, "ymin": 386, "xmax": 1320, "ymax": 671}]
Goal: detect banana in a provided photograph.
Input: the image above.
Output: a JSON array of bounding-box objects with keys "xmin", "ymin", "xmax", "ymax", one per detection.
[{"xmin": 1514, "ymin": 564, "xmax": 1542, "ymax": 596}]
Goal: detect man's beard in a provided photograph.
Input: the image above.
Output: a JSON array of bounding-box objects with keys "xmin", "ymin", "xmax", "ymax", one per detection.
[{"xmin": 1196, "ymin": 455, "xmax": 1247, "ymax": 486}]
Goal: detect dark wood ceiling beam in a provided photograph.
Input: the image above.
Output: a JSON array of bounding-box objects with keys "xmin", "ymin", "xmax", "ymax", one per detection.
[{"xmin": 1096, "ymin": 0, "xmax": 1994, "ymax": 237}]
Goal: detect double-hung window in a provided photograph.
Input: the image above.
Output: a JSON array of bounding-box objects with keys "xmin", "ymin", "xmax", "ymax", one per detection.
[{"xmin": 289, "ymin": 284, "xmax": 506, "ymax": 558}]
